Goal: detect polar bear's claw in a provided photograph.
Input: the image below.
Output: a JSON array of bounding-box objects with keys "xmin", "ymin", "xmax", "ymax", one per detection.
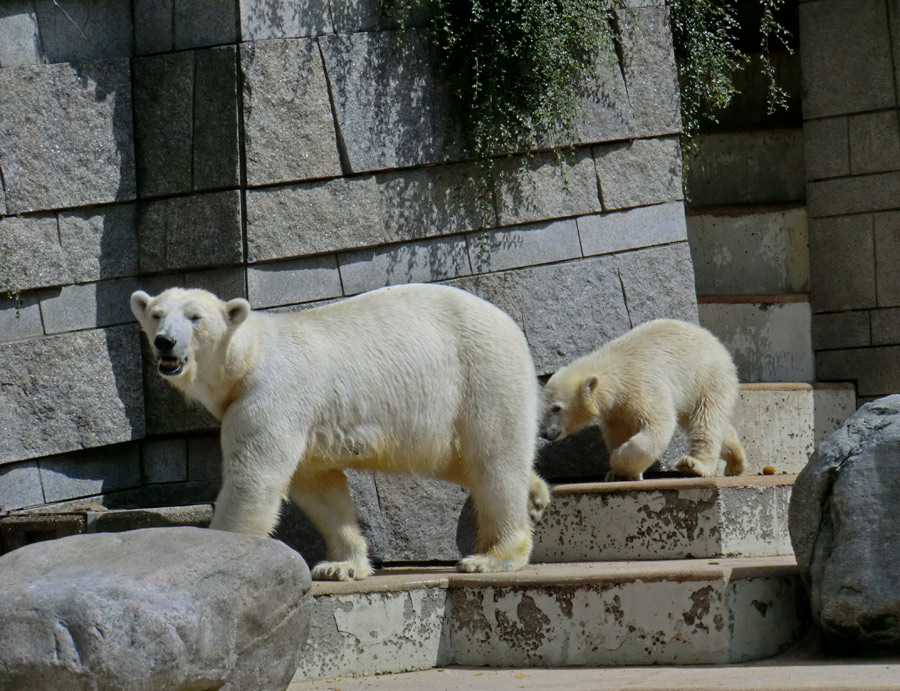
[
  {"xmin": 528, "ymin": 474, "xmax": 551, "ymax": 524},
  {"xmin": 456, "ymin": 555, "xmax": 518, "ymax": 573},
  {"xmin": 311, "ymin": 560, "xmax": 374, "ymax": 582},
  {"xmin": 676, "ymin": 455, "xmax": 715, "ymax": 478}
]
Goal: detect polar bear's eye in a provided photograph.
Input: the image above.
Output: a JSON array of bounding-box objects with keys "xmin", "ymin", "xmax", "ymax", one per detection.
[{"xmin": 189, "ymin": 314, "xmax": 202, "ymax": 323}]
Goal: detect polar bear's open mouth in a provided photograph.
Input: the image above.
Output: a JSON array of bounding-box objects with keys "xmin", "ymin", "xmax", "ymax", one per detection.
[{"xmin": 158, "ymin": 356, "xmax": 186, "ymax": 376}]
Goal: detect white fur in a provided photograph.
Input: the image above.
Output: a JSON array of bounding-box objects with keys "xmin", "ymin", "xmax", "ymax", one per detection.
[
  {"xmin": 131, "ymin": 283, "xmax": 547, "ymax": 580},
  {"xmin": 539, "ymin": 319, "xmax": 746, "ymax": 481}
]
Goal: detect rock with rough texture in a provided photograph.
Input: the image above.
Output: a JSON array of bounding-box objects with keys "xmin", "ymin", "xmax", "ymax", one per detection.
[
  {"xmin": 0, "ymin": 527, "xmax": 311, "ymax": 691},
  {"xmin": 0, "ymin": 59, "xmax": 135, "ymax": 213},
  {"xmin": 0, "ymin": 326, "xmax": 145, "ymax": 465},
  {"xmin": 789, "ymin": 395, "xmax": 900, "ymax": 650},
  {"xmin": 0, "ymin": 214, "xmax": 70, "ymax": 292}
]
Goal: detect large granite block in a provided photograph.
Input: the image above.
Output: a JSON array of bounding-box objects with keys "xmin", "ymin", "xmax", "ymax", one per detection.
[
  {"xmin": 0, "ymin": 294, "xmax": 43, "ymax": 344},
  {"xmin": 807, "ymin": 171, "xmax": 900, "ymax": 218},
  {"xmin": 377, "ymin": 163, "xmax": 488, "ymax": 241},
  {"xmin": 141, "ymin": 437, "xmax": 188, "ymax": 484},
  {"xmin": 38, "ymin": 277, "xmax": 139, "ymax": 334},
  {"xmin": 493, "ymin": 149, "xmax": 601, "ymax": 227},
  {"xmin": 800, "ymin": 0, "xmax": 895, "ymax": 118},
  {"xmin": 574, "ymin": 39, "xmax": 634, "ymax": 144},
  {"xmin": 240, "ymin": 0, "xmax": 332, "ymax": 39},
  {"xmin": 0, "ymin": 215, "xmax": 69, "ymax": 292},
  {"xmin": 849, "ymin": 110, "xmax": 900, "ymax": 176},
  {"xmin": 468, "ymin": 219, "xmax": 582, "ymax": 274},
  {"xmin": 619, "ymin": 5, "xmax": 681, "ymax": 137},
  {"xmin": 0, "ymin": 60, "xmax": 135, "ymax": 213},
  {"xmin": 0, "ymin": 326, "xmax": 145, "ymax": 465},
  {"xmin": 33, "ymin": 0, "xmax": 132, "ymax": 63},
  {"xmin": 319, "ymin": 30, "xmax": 461, "ymax": 172},
  {"xmin": 804, "ymin": 116, "xmax": 850, "ymax": 181},
  {"xmin": 241, "ymin": 39, "xmax": 341, "ymax": 186},
  {"xmin": 182, "ymin": 267, "xmax": 247, "ymax": 300},
  {"xmin": 194, "ymin": 46, "xmax": 241, "ymax": 191},
  {"xmin": 174, "ymin": 0, "xmax": 237, "ymax": 49},
  {"xmin": 0, "ymin": 2, "xmax": 41, "ymax": 67},
  {"xmin": 616, "ymin": 242, "xmax": 699, "ymax": 326},
  {"xmin": 138, "ymin": 190, "xmax": 243, "ymax": 272},
  {"xmin": 58, "ymin": 204, "xmax": 138, "ymax": 282},
  {"xmin": 874, "ymin": 211, "xmax": 900, "ymax": 307},
  {"xmin": 133, "ymin": 0, "xmax": 173, "ymax": 55},
  {"xmin": 594, "ymin": 137, "xmax": 682, "ymax": 210},
  {"xmin": 339, "ymin": 235, "xmax": 470, "ymax": 295},
  {"xmin": 133, "ymin": 51, "xmax": 194, "ymax": 197},
  {"xmin": 578, "ymin": 201, "xmax": 687, "ymax": 257},
  {"xmin": 872, "ymin": 308, "xmax": 900, "ymax": 346},
  {"xmin": 0, "ymin": 461, "xmax": 44, "ymax": 512},
  {"xmin": 247, "ymin": 256, "xmax": 343, "ymax": 308},
  {"xmin": 246, "ymin": 178, "xmax": 383, "ymax": 261},
  {"xmin": 812, "ymin": 311, "xmax": 871, "ymax": 350},
  {"xmin": 39, "ymin": 443, "xmax": 141, "ymax": 503},
  {"xmin": 187, "ymin": 434, "xmax": 223, "ymax": 482},
  {"xmin": 817, "ymin": 347, "xmax": 900, "ymax": 397},
  {"xmin": 809, "ymin": 215, "xmax": 876, "ymax": 312}
]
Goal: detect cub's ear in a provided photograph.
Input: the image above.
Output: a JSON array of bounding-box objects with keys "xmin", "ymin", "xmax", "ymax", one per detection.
[
  {"xmin": 130, "ymin": 291, "xmax": 152, "ymax": 321},
  {"xmin": 581, "ymin": 375, "xmax": 600, "ymax": 397},
  {"xmin": 225, "ymin": 298, "xmax": 251, "ymax": 327}
]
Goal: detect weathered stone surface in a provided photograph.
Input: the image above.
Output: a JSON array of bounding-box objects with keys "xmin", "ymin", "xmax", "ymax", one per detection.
[
  {"xmin": 0, "ymin": 527, "xmax": 311, "ymax": 690},
  {"xmin": 0, "ymin": 326, "xmax": 145, "ymax": 465},
  {"xmin": 0, "ymin": 294, "xmax": 43, "ymax": 344},
  {"xmin": 193, "ymin": 46, "xmax": 240, "ymax": 190},
  {"xmin": 0, "ymin": 461, "xmax": 44, "ymax": 512},
  {"xmin": 800, "ymin": 0, "xmax": 895, "ymax": 118},
  {"xmin": 39, "ymin": 277, "xmax": 139, "ymax": 334},
  {"xmin": 174, "ymin": 0, "xmax": 237, "ymax": 48},
  {"xmin": 241, "ymin": 39, "xmax": 341, "ymax": 186},
  {"xmin": 93, "ymin": 504, "xmax": 213, "ymax": 532},
  {"xmin": 133, "ymin": 51, "xmax": 194, "ymax": 197},
  {"xmin": 578, "ymin": 201, "xmax": 687, "ymax": 257},
  {"xmin": 808, "ymin": 215, "xmax": 876, "ymax": 312},
  {"xmin": 874, "ymin": 211, "xmax": 900, "ymax": 307},
  {"xmin": 0, "ymin": 59, "xmax": 135, "ymax": 213},
  {"xmin": 594, "ymin": 137, "xmax": 682, "ymax": 210},
  {"xmin": 789, "ymin": 395, "xmax": 900, "ymax": 649},
  {"xmin": 133, "ymin": 0, "xmax": 173, "ymax": 55},
  {"xmin": 339, "ymin": 236, "xmax": 470, "ymax": 296},
  {"xmin": 0, "ymin": 215, "xmax": 69, "ymax": 292},
  {"xmin": 469, "ymin": 219, "xmax": 582, "ymax": 274},
  {"xmin": 616, "ymin": 242, "xmax": 699, "ymax": 326},
  {"xmin": 872, "ymin": 308, "xmax": 900, "ymax": 347},
  {"xmin": 812, "ymin": 311, "xmax": 871, "ymax": 350},
  {"xmin": 33, "ymin": 0, "xmax": 133, "ymax": 63},
  {"xmin": 0, "ymin": 514, "xmax": 85, "ymax": 553},
  {"xmin": 141, "ymin": 438, "xmax": 188, "ymax": 484},
  {"xmin": 804, "ymin": 116, "xmax": 850, "ymax": 181},
  {"xmin": 807, "ymin": 171, "xmax": 900, "ymax": 218},
  {"xmin": 319, "ymin": 30, "xmax": 461, "ymax": 172},
  {"xmin": 58, "ymin": 204, "xmax": 139, "ymax": 282},
  {"xmin": 247, "ymin": 178, "xmax": 383, "ymax": 261},
  {"xmin": 687, "ymin": 207, "xmax": 809, "ymax": 296},
  {"xmin": 187, "ymin": 434, "xmax": 222, "ymax": 482},
  {"xmin": 247, "ymin": 255, "xmax": 343, "ymax": 308},
  {"xmin": 848, "ymin": 110, "xmax": 900, "ymax": 176},
  {"xmin": 0, "ymin": 2, "xmax": 41, "ymax": 67},
  {"xmin": 240, "ymin": 0, "xmax": 332, "ymax": 39},
  {"xmin": 813, "ymin": 384, "xmax": 857, "ymax": 447},
  {"xmin": 817, "ymin": 346, "xmax": 900, "ymax": 398},
  {"xmin": 494, "ymin": 149, "xmax": 601, "ymax": 227},
  {"xmin": 574, "ymin": 41, "xmax": 634, "ymax": 144},
  {"xmin": 138, "ymin": 190, "xmax": 243, "ymax": 272},
  {"xmin": 686, "ymin": 129, "xmax": 805, "ymax": 206},
  {"xmin": 39, "ymin": 443, "xmax": 140, "ymax": 503},
  {"xmin": 619, "ymin": 5, "xmax": 681, "ymax": 137}
]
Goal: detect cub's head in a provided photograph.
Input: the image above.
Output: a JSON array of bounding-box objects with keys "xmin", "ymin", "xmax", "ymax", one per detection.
[
  {"xmin": 130, "ymin": 288, "xmax": 250, "ymax": 383},
  {"xmin": 539, "ymin": 370, "xmax": 603, "ymax": 442}
]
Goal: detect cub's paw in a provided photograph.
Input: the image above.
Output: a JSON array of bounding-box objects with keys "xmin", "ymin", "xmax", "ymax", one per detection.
[
  {"xmin": 676, "ymin": 455, "xmax": 714, "ymax": 478},
  {"xmin": 604, "ymin": 470, "xmax": 643, "ymax": 482},
  {"xmin": 528, "ymin": 474, "xmax": 551, "ymax": 524},
  {"xmin": 310, "ymin": 559, "xmax": 374, "ymax": 582},
  {"xmin": 456, "ymin": 554, "xmax": 519, "ymax": 574}
]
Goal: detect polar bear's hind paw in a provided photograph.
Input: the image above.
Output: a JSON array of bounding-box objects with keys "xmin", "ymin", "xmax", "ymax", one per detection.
[{"xmin": 311, "ymin": 559, "xmax": 374, "ymax": 581}]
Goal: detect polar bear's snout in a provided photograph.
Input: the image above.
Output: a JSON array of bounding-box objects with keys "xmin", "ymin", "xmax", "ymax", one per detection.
[{"xmin": 153, "ymin": 334, "xmax": 187, "ymax": 376}]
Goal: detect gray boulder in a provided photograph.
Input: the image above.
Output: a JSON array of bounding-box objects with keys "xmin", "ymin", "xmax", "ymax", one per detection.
[
  {"xmin": 0, "ymin": 527, "xmax": 311, "ymax": 690},
  {"xmin": 789, "ymin": 394, "xmax": 900, "ymax": 650}
]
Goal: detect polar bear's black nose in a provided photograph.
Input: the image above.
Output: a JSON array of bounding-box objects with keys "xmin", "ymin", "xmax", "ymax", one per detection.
[{"xmin": 154, "ymin": 335, "xmax": 176, "ymax": 352}]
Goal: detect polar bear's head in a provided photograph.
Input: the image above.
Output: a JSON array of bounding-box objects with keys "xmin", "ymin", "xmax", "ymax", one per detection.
[
  {"xmin": 539, "ymin": 370, "xmax": 603, "ymax": 442},
  {"xmin": 130, "ymin": 288, "xmax": 251, "ymax": 383}
]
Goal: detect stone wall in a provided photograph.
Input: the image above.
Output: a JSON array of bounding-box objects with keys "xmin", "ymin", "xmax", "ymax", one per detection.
[
  {"xmin": 800, "ymin": 0, "xmax": 900, "ymax": 404},
  {"xmin": 0, "ymin": 1, "xmax": 696, "ymax": 560}
]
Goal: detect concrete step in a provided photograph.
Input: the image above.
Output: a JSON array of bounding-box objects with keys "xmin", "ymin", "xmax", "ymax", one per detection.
[
  {"xmin": 532, "ymin": 475, "xmax": 793, "ymax": 563},
  {"xmin": 687, "ymin": 205, "xmax": 809, "ymax": 296},
  {"xmin": 296, "ymin": 557, "xmax": 808, "ymax": 681},
  {"xmin": 698, "ymin": 295, "xmax": 813, "ymax": 382}
]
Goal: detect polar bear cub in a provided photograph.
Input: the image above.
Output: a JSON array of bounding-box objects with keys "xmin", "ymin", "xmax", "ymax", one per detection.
[
  {"xmin": 540, "ymin": 319, "xmax": 746, "ymax": 481},
  {"xmin": 130, "ymin": 283, "xmax": 548, "ymax": 581}
]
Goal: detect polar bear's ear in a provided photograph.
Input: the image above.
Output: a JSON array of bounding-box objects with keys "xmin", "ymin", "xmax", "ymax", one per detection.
[
  {"xmin": 225, "ymin": 298, "xmax": 251, "ymax": 327},
  {"xmin": 582, "ymin": 375, "xmax": 600, "ymax": 396},
  {"xmin": 130, "ymin": 291, "xmax": 152, "ymax": 321}
]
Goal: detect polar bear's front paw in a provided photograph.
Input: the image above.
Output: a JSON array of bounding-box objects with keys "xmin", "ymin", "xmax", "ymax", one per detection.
[
  {"xmin": 604, "ymin": 470, "xmax": 643, "ymax": 482},
  {"xmin": 528, "ymin": 474, "xmax": 551, "ymax": 524},
  {"xmin": 676, "ymin": 455, "xmax": 714, "ymax": 478},
  {"xmin": 311, "ymin": 559, "xmax": 374, "ymax": 582},
  {"xmin": 456, "ymin": 554, "xmax": 519, "ymax": 573}
]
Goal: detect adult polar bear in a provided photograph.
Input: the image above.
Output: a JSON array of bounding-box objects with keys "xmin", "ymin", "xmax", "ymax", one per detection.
[{"xmin": 130, "ymin": 283, "xmax": 547, "ymax": 581}]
